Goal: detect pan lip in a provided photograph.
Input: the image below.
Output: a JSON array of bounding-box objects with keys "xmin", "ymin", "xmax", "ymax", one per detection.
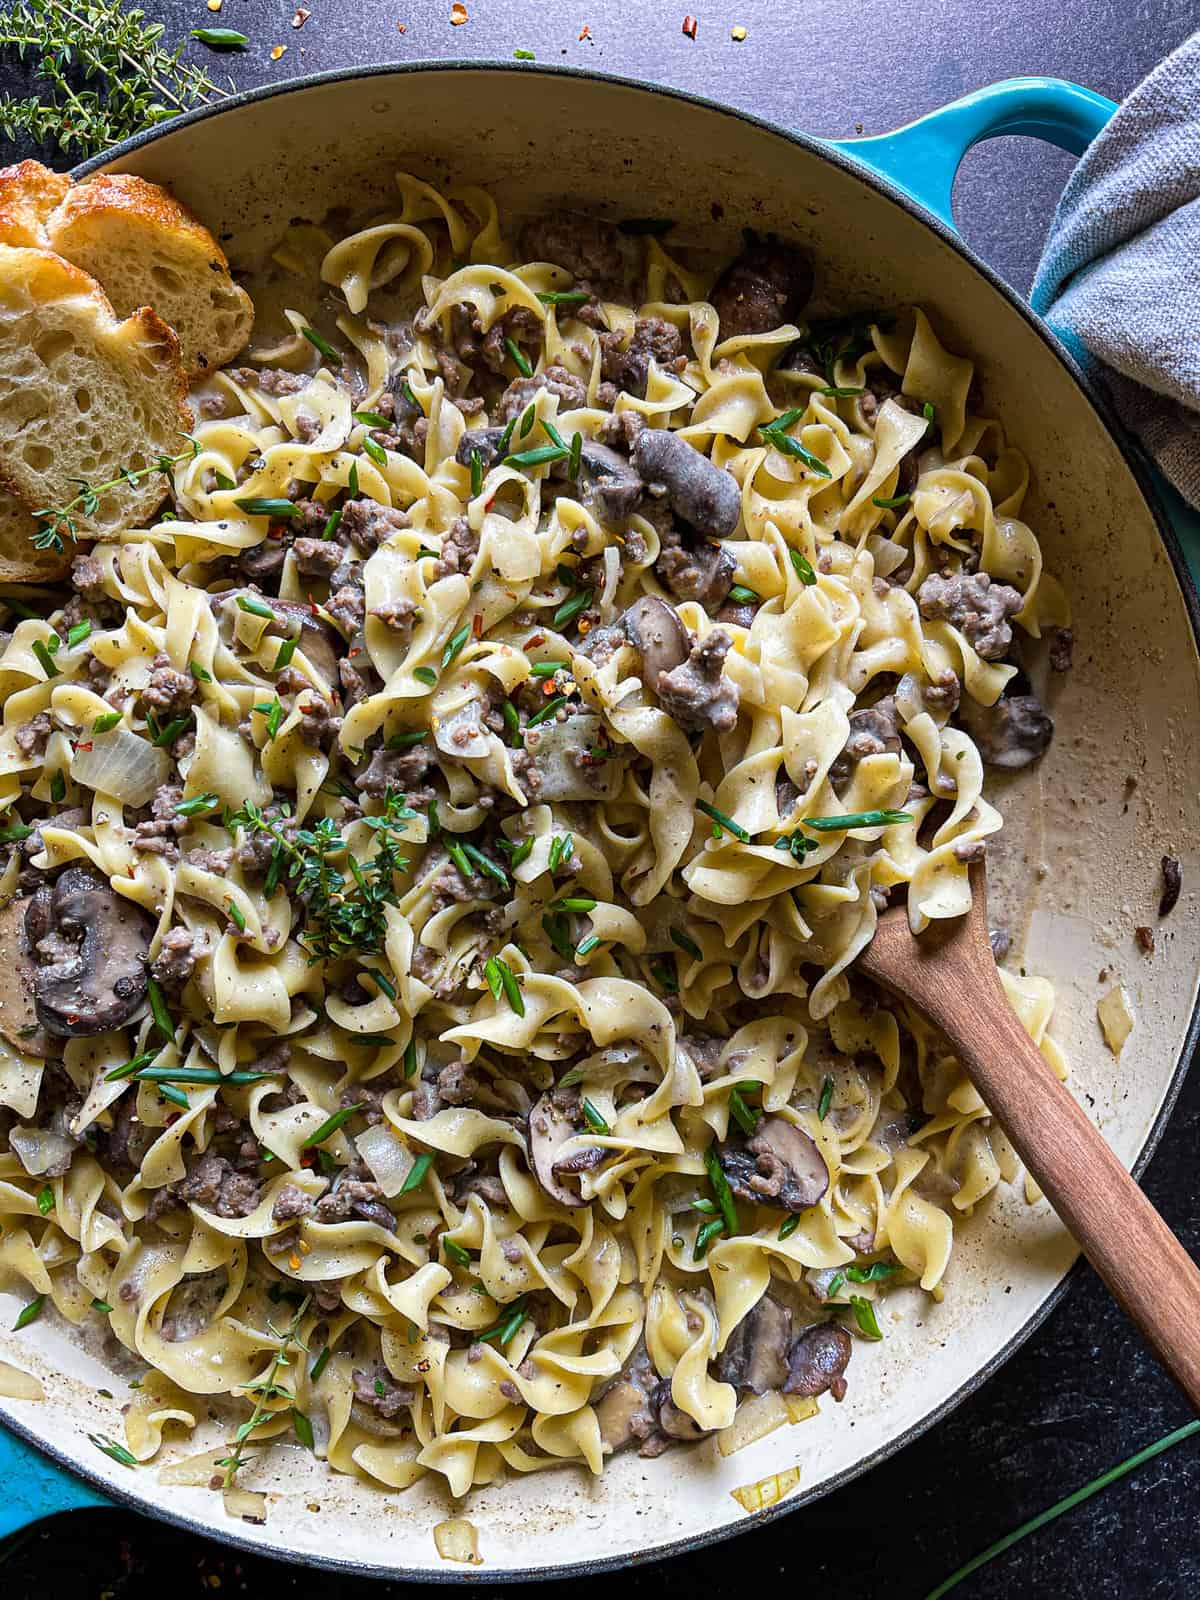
[{"xmin": 31, "ymin": 54, "xmax": 1196, "ymax": 1581}]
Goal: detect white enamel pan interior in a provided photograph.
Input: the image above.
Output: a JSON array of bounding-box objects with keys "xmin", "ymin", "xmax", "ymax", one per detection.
[{"xmin": 1, "ymin": 64, "xmax": 1198, "ymax": 1581}]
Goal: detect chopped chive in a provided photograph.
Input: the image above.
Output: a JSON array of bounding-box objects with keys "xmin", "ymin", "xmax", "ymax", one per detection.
[
  {"xmin": 552, "ymin": 588, "xmax": 593, "ymax": 629},
  {"xmin": 150, "ymin": 714, "xmax": 190, "ymax": 748},
  {"xmin": 498, "ymin": 411, "xmax": 520, "ymax": 453},
  {"xmin": 354, "ymin": 1032, "xmax": 399, "ymax": 1049},
  {"xmin": 509, "ymin": 836, "xmax": 534, "ymax": 868},
  {"xmin": 354, "ymin": 410, "xmax": 391, "ymax": 428},
  {"xmin": 817, "ymin": 384, "xmax": 866, "ymax": 397},
  {"xmin": 261, "ymin": 698, "xmax": 283, "ymax": 739},
  {"xmin": 778, "ymin": 1214, "xmax": 801, "ymax": 1240},
  {"xmin": 413, "ymin": 666, "xmax": 438, "ymax": 687},
  {"xmin": 234, "ymin": 498, "xmax": 299, "ymax": 519},
  {"xmin": 301, "ymin": 325, "xmax": 339, "ymax": 361},
  {"xmin": 146, "ymin": 977, "xmax": 174, "ymax": 1043},
  {"xmin": 728, "ymin": 1083, "xmax": 761, "ymax": 1137},
  {"xmin": 0, "ymin": 822, "xmax": 32, "ymax": 844},
  {"xmin": 827, "ymin": 1271, "xmax": 847, "ymax": 1298},
  {"xmin": 568, "ymin": 430, "xmax": 582, "ymax": 479},
  {"xmin": 557, "ymin": 1066, "xmax": 585, "ymax": 1088},
  {"xmin": 348, "ymin": 462, "xmax": 359, "ymax": 497},
  {"xmin": 847, "ymin": 1261, "xmax": 901, "ymax": 1283},
  {"xmin": 505, "ymin": 337, "xmax": 533, "ymax": 378},
  {"xmin": 696, "ymin": 798, "xmax": 750, "ymax": 843},
  {"xmin": 477, "ymin": 1293, "xmax": 529, "ymax": 1345},
  {"xmin": 92, "ymin": 711, "xmax": 123, "ymax": 732},
  {"xmin": 273, "ymin": 637, "xmax": 298, "ymax": 671},
  {"xmin": 872, "ymin": 493, "xmax": 911, "ymax": 509},
  {"xmin": 322, "ymin": 509, "xmax": 342, "ymax": 541},
  {"xmin": 848, "ymin": 1295, "xmax": 884, "ymax": 1340},
  {"xmin": 158, "ymin": 1083, "xmax": 189, "ymax": 1109},
  {"xmin": 469, "ymin": 448, "xmax": 483, "ymax": 498},
  {"xmin": 134, "ymin": 1067, "xmax": 283, "ymax": 1086},
  {"xmin": 36, "ymin": 1184, "xmax": 54, "ymax": 1215},
  {"xmin": 542, "ymin": 913, "xmax": 574, "ymax": 963},
  {"xmin": 692, "ymin": 1197, "xmax": 718, "ymax": 1215},
  {"xmin": 367, "ymin": 968, "xmax": 397, "ymax": 1000},
  {"xmin": 537, "ymin": 290, "xmax": 590, "ymax": 306},
  {"xmin": 403, "ymin": 1038, "xmax": 419, "ymax": 1079},
  {"xmin": 556, "ymin": 561, "xmax": 580, "ymax": 588},
  {"xmin": 31, "ymin": 639, "xmax": 59, "ymax": 678},
  {"xmin": 649, "ymin": 957, "xmax": 678, "ymax": 993},
  {"xmin": 670, "ymin": 927, "xmax": 702, "ymax": 960},
  {"xmin": 385, "ymin": 729, "xmax": 426, "ymax": 750},
  {"xmin": 574, "ymin": 934, "xmax": 601, "ymax": 958},
  {"xmin": 693, "ymin": 1217, "xmax": 725, "ymax": 1259},
  {"xmin": 361, "ymin": 435, "xmax": 387, "ymax": 468},
  {"xmin": 66, "ymin": 620, "xmax": 92, "ymax": 648},
  {"xmin": 493, "ymin": 956, "xmax": 525, "ymax": 1017},
  {"xmin": 484, "ymin": 956, "xmax": 503, "ymax": 1000},
  {"xmin": 91, "ymin": 1297, "xmax": 113, "ymax": 1314},
  {"xmin": 189, "ymin": 661, "xmax": 212, "ymax": 683},
  {"xmin": 49, "ymin": 770, "xmax": 65, "ymax": 803},
  {"xmin": 818, "ymin": 1075, "xmax": 834, "ymax": 1120},
  {"xmin": 105, "ymin": 1050, "xmax": 157, "ymax": 1083},
  {"xmin": 530, "ymin": 659, "xmax": 568, "ymax": 678},
  {"xmin": 553, "ymin": 896, "xmax": 596, "ymax": 913},
  {"xmin": 441, "ymin": 622, "xmax": 471, "ymax": 671},
  {"xmin": 501, "ymin": 699, "xmax": 521, "ymax": 743},
  {"xmin": 45, "ymin": 632, "xmax": 60, "ymax": 654},
  {"xmin": 504, "ymin": 443, "xmax": 569, "ymax": 469},
  {"xmin": 446, "ymin": 840, "xmax": 472, "ymax": 877},
  {"xmin": 88, "ymin": 1432, "xmax": 137, "ymax": 1467},
  {"xmin": 704, "ymin": 1147, "xmax": 739, "ymax": 1236},
  {"xmin": 547, "ymin": 833, "xmax": 574, "ymax": 873},
  {"xmin": 301, "ymin": 1103, "xmax": 363, "ymax": 1149},
  {"xmin": 461, "ymin": 841, "xmax": 508, "ymax": 885},
  {"xmin": 526, "ymin": 693, "xmax": 568, "ymax": 728},
  {"xmin": 213, "ymin": 471, "xmax": 236, "ymax": 491},
  {"xmin": 175, "ymin": 791, "xmax": 220, "ymax": 818},
  {"xmin": 923, "ymin": 401, "xmax": 936, "ymax": 423},
  {"xmin": 227, "ymin": 900, "xmax": 246, "ymax": 932},
  {"xmin": 444, "ymin": 1238, "xmax": 472, "ymax": 1267},
  {"xmin": 804, "ymin": 809, "xmax": 912, "ymax": 831},
  {"xmin": 726, "ymin": 584, "xmax": 759, "ymax": 604},
  {"xmin": 237, "ymin": 594, "xmax": 277, "ymax": 621},
  {"xmin": 542, "ymin": 420, "xmax": 568, "ymax": 451},
  {"xmin": 581, "ymin": 1097, "xmax": 609, "ymax": 1135},
  {"xmin": 789, "ymin": 548, "xmax": 818, "ymax": 585},
  {"xmin": 518, "ymin": 404, "xmax": 537, "ymax": 440},
  {"xmin": 399, "ymin": 1151, "xmax": 434, "ymax": 1194},
  {"xmin": 513, "ymin": 47, "xmax": 536, "ymax": 59},
  {"xmin": 292, "ymin": 1409, "xmax": 315, "ymax": 1450},
  {"xmin": 757, "ymin": 423, "xmax": 832, "ymax": 477},
  {"xmin": 310, "ymin": 1345, "xmax": 331, "ymax": 1381},
  {"xmin": 190, "ymin": 26, "xmax": 248, "ymax": 47},
  {"xmin": 400, "ymin": 381, "xmax": 419, "ymax": 410}
]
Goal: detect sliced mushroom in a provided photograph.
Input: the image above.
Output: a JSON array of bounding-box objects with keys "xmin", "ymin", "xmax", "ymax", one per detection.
[
  {"xmin": 267, "ymin": 598, "xmax": 341, "ymax": 683},
  {"xmin": 576, "ymin": 440, "xmax": 645, "ymax": 524},
  {"xmin": 709, "ymin": 234, "xmax": 814, "ymax": 339},
  {"xmin": 28, "ymin": 864, "xmax": 155, "ymax": 1037},
  {"xmin": 719, "ymin": 1115, "xmax": 830, "ymax": 1213},
  {"xmin": 961, "ymin": 692, "xmax": 1054, "ymax": 771},
  {"xmin": 716, "ymin": 1294, "xmax": 793, "ymax": 1394},
  {"xmin": 528, "ymin": 1092, "xmax": 592, "ymax": 1208},
  {"xmin": 595, "ymin": 1342, "xmax": 659, "ymax": 1454},
  {"xmin": 454, "ymin": 427, "xmax": 507, "ymax": 470},
  {"xmin": 631, "ymin": 428, "xmax": 741, "ymax": 541},
  {"xmin": 653, "ymin": 1382, "xmax": 709, "ymax": 1441},
  {"xmin": 623, "ymin": 595, "xmax": 690, "ymax": 690},
  {"xmin": 783, "ymin": 1322, "xmax": 853, "ymax": 1400},
  {"xmin": 0, "ymin": 897, "xmax": 53, "ymax": 1057}
]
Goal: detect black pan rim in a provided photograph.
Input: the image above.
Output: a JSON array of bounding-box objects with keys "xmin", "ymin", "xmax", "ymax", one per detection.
[{"xmin": 11, "ymin": 53, "xmax": 1192, "ymax": 1583}]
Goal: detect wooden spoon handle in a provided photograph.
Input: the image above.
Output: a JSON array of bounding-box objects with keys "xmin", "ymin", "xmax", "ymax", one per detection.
[{"xmin": 920, "ymin": 969, "xmax": 1200, "ymax": 1412}]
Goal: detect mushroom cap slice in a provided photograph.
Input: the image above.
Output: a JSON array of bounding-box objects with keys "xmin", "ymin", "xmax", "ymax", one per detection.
[
  {"xmin": 269, "ymin": 598, "xmax": 341, "ymax": 685},
  {"xmin": 716, "ymin": 1294, "xmax": 793, "ymax": 1394},
  {"xmin": 719, "ymin": 1114, "xmax": 830, "ymax": 1214},
  {"xmin": 527, "ymin": 1092, "xmax": 597, "ymax": 1209},
  {"xmin": 577, "ymin": 440, "xmax": 644, "ymax": 524},
  {"xmin": 623, "ymin": 595, "xmax": 690, "ymax": 691},
  {"xmin": 31, "ymin": 864, "xmax": 155, "ymax": 1037},
  {"xmin": 0, "ymin": 896, "xmax": 53, "ymax": 1056}
]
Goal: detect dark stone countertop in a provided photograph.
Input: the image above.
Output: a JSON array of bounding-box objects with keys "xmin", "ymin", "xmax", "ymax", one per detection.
[{"xmin": 2, "ymin": 2, "xmax": 1199, "ymax": 1595}]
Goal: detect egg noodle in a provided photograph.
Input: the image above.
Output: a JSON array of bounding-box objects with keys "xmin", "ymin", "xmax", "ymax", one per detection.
[{"xmin": 0, "ymin": 174, "xmax": 1069, "ymax": 1499}]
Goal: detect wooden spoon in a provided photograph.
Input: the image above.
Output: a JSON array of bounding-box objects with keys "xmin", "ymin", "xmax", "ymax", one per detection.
[{"xmin": 856, "ymin": 860, "xmax": 1200, "ymax": 1411}]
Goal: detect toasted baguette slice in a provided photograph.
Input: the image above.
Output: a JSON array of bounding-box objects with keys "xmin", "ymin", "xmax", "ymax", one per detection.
[
  {"xmin": 0, "ymin": 245, "xmax": 191, "ymax": 554},
  {"xmin": 0, "ymin": 488, "xmax": 69, "ymax": 583},
  {"xmin": 0, "ymin": 163, "xmax": 253, "ymax": 377}
]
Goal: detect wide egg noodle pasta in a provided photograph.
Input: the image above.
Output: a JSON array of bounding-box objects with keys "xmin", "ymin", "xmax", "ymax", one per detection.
[{"xmin": 0, "ymin": 175, "xmax": 1066, "ymax": 1504}]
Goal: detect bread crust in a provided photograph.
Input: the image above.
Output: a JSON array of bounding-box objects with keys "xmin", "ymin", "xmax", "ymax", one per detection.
[{"xmin": 0, "ymin": 160, "xmax": 71, "ymax": 249}]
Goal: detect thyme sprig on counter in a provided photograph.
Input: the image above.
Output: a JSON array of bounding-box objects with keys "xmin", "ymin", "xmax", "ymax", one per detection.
[
  {"xmin": 31, "ymin": 435, "xmax": 200, "ymax": 552},
  {"xmin": 0, "ymin": 0, "xmax": 230, "ymax": 157},
  {"xmin": 228, "ymin": 788, "xmax": 417, "ymax": 966}
]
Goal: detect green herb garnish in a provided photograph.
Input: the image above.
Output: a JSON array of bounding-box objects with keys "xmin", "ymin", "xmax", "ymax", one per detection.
[
  {"xmin": 399, "ymin": 1152, "xmax": 434, "ymax": 1195},
  {"xmin": 704, "ymin": 1146, "xmax": 739, "ymax": 1236},
  {"xmin": 696, "ymin": 798, "xmax": 750, "ymax": 843},
  {"xmin": 872, "ymin": 493, "xmax": 911, "ymax": 509},
  {"xmin": 537, "ymin": 290, "xmax": 589, "ymax": 306},
  {"xmin": 526, "ymin": 693, "xmax": 568, "ymax": 729},
  {"xmin": 215, "ymin": 1294, "xmax": 309, "ymax": 1488},
  {"xmin": 547, "ymin": 833, "xmax": 574, "ymax": 873},
  {"xmin": 444, "ymin": 1238, "xmax": 472, "ymax": 1268},
  {"xmin": 774, "ymin": 830, "xmax": 819, "ymax": 863},
  {"xmin": 361, "ymin": 434, "xmax": 387, "ymax": 468},
  {"xmin": 477, "ymin": 1293, "xmax": 528, "ymax": 1345},
  {"xmin": 302, "ymin": 1103, "xmax": 363, "ymax": 1149},
  {"xmin": 847, "ymin": 1261, "xmax": 901, "ymax": 1283},
  {"xmin": 236, "ymin": 594, "xmax": 278, "ymax": 620},
  {"xmin": 574, "ymin": 934, "xmax": 600, "ymax": 959},
  {"xmin": 758, "ymin": 421, "xmax": 832, "ymax": 477},
  {"xmin": 234, "ymin": 499, "xmax": 298, "ymax": 520},
  {"xmin": 309, "ymin": 1345, "xmax": 331, "ymax": 1381},
  {"xmin": 273, "ymin": 636, "xmax": 298, "ymax": 672},
  {"xmin": 291, "ymin": 1409, "xmax": 315, "ymax": 1450},
  {"xmin": 581, "ymin": 1097, "xmax": 610, "ymax": 1135},
  {"xmin": 413, "ymin": 666, "xmax": 438, "ymax": 687},
  {"xmin": 301, "ymin": 325, "xmax": 338, "ymax": 361},
  {"xmin": 145, "ymin": 976, "xmax": 174, "ymax": 1042},
  {"xmin": 36, "ymin": 1184, "xmax": 54, "ymax": 1215},
  {"xmin": 778, "ymin": 1214, "xmax": 801, "ymax": 1240},
  {"xmin": 92, "ymin": 711, "xmax": 123, "ymax": 732},
  {"xmin": 818, "ymin": 1076, "xmax": 834, "ymax": 1120},
  {"xmin": 31, "ymin": 639, "xmax": 59, "ymax": 678},
  {"xmin": 49, "ymin": 770, "xmax": 66, "ymax": 803},
  {"xmin": 469, "ymin": 448, "xmax": 483, "ymax": 498},
  {"xmin": 91, "ymin": 1297, "xmax": 113, "ymax": 1314},
  {"xmin": 88, "ymin": 1432, "xmax": 137, "ymax": 1467},
  {"xmin": 505, "ymin": 443, "xmax": 569, "ymax": 470},
  {"xmin": 190, "ymin": 25, "xmax": 248, "ymax": 46},
  {"xmin": 728, "ymin": 1082, "xmax": 762, "ymax": 1137},
  {"xmin": 804, "ymin": 809, "xmax": 912, "ymax": 831},
  {"xmin": 789, "ymin": 548, "xmax": 818, "ymax": 585},
  {"xmin": 31, "ymin": 434, "xmax": 200, "ymax": 551},
  {"xmin": 14, "ymin": 1295, "xmax": 45, "ymax": 1329},
  {"xmin": 727, "ymin": 584, "xmax": 759, "ymax": 604},
  {"xmin": 505, "ymin": 338, "xmax": 533, "ymax": 378},
  {"xmin": 354, "ymin": 411, "xmax": 391, "ymax": 429},
  {"xmin": 441, "ymin": 622, "xmax": 471, "ymax": 671},
  {"xmin": 693, "ymin": 1217, "xmax": 725, "ymax": 1259},
  {"xmin": 848, "ymin": 1295, "xmax": 883, "ymax": 1340},
  {"xmin": 66, "ymin": 620, "xmax": 92, "ymax": 648}
]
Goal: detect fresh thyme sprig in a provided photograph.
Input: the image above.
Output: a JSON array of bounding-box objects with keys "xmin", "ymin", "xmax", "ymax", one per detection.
[
  {"xmin": 214, "ymin": 1294, "xmax": 310, "ymax": 1489},
  {"xmin": 0, "ymin": 0, "xmax": 230, "ymax": 158},
  {"xmin": 228, "ymin": 788, "xmax": 416, "ymax": 967},
  {"xmin": 31, "ymin": 434, "xmax": 200, "ymax": 552}
]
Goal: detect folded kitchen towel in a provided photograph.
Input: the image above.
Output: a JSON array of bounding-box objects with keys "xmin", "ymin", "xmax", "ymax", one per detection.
[{"xmin": 1031, "ymin": 29, "xmax": 1200, "ymax": 508}]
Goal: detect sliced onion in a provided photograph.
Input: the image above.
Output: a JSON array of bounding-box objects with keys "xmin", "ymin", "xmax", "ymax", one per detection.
[
  {"xmin": 433, "ymin": 1517, "xmax": 482, "ymax": 1565},
  {"xmin": 598, "ymin": 545, "xmax": 620, "ymax": 616},
  {"xmin": 1098, "ymin": 985, "xmax": 1134, "ymax": 1056},
  {"xmin": 717, "ymin": 1389, "xmax": 789, "ymax": 1457},
  {"xmin": 224, "ymin": 1486, "xmax": 268, "ymax": 1524},
  {"xmin": 0, "ymin": 1361, "xmax": 43, "ymax": 1400},
  {"xmin": 354, "ymin": 1124, "xmax": 415, "ymax": 1198},
  {"xmin": 10, "ymin": 1124, "xmax": 73, "ymax": 1177},
  {"xmin": 158, "ymin": 1447, "xmax": 228, "ymax": 1486},
  {"xmin": 521, "ymin": 712, "xmax": 622, "ymax": 803},
  {"xmin": 730, "ymin": 1463, "xmax": 802, "ymax": 1513},
  {"xmin": 71, "ymin": 729, "xmax": 170, "ymax": 807}
]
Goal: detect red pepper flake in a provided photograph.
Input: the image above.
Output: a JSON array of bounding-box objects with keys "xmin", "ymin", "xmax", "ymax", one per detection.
[
  {"xmin": 471, "ymin": 612, "xmax": 483, "ymax": 638},
  {"xmin": 348, "ymin": 645, "xmax": 362, "ymax": 657},
  {"xmin": 291, "ymin": 6, "xmax": 311, "ymax": 25},
  {"xmin": 165, "ymin": 1112, "xmax": 181, "ymax": 1126},
  {"xmin": 308, "ymin": 595, "xmax": 320, "ymax": 615},
  {"xmin": 578, "ymin": 22, "xmax": 592, "ymax": 39},
  {"xmin": 396, "ymin": 20, "xmax": 407, "ymax": 29},
  {"xmin": 76, "ymin": 742, "xmax": 93, "ymax": 753},
  {"xmin": 300, "ymin": 1150, "xmax": 317, "ymax": 1169},
  {"xmin": 682, "ymin": 14, "xmax": 697, "ymax": 38},
  {"xmin": 450, "ymin": 1, "xmax": 468, "ymax": 21},
  {"xmin": 268, "ymin": 524, "xmax": 286, "ymax": 540},
  {"xmin": 525, "ymin": 632, "xmax": 545, "ymax": 649},
  {"xmin": 67, "ymin": 1013, "xmax": 79, "ymax": 1026}
]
